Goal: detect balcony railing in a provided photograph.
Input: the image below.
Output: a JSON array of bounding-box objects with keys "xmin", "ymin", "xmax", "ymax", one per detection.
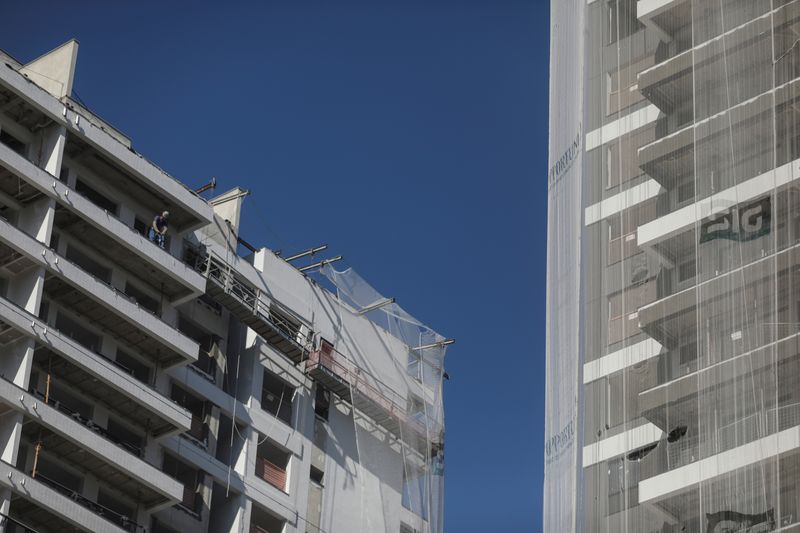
[
  {"xmin": 28, "ymin": 386, "xmax": 142, "ymax": 456},
  {"xmin": 33, "ymin": 472, "xmax": 144, "ymax": 533},
  {"xmin": 255, "ymin": 457, "xmax": 287, "ymax": 491}
]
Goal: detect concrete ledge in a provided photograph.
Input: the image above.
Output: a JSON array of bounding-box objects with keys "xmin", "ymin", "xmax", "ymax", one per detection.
[
  {"xmin": 0, "ymin": 216, "xmax": 199, "ymax": 363},
  {"xmin": 639, "ymin": 425, "xmax": 800, "ymax": 503},
  {"xmin": 0, "ymin": 378, "xmax": 184, "ymax": 503},
  {"xmin": 0, "ymin": 141, "xmax": 206, "ymax": 297},
  {"xmin": 0, "ymin": 461, "xmax": 129, "ymax": 533},
  {"xmin": 583, "ymin": 422, "xmax": 663, "ymax": 467},
  {"xmin": 0, "ymin": 295, "xmax": 191, "ymax": 435}
]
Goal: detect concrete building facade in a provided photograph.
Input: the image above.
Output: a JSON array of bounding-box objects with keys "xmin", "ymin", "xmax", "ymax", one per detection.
[
  {"xmin": 0, "ymin": 41, "xmax": 447, "ymax": 533},
  {"xmin": 545, "ymin": 0, "xmax": 800, "ymax": 531}
]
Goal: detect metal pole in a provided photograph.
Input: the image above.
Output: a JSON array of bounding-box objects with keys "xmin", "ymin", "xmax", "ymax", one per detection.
[{"xmin": 284, "ymin": 245, "xmax": 328, "ymax": 262}]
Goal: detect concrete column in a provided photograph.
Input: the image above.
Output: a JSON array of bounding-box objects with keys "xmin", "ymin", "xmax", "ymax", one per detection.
[{"xmin": 0, "ymin": 123, "xmax": 64, "ymax": 525}]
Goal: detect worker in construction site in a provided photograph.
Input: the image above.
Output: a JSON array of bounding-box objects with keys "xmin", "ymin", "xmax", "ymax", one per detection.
[{"xmin": 149, "ymin": 210, "xmax": 169, "ymax": 249}]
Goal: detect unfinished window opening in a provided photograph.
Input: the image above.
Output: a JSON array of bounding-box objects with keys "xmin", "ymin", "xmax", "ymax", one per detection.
[
  {"xmin": 171, "ymin": 383, "xmax": 209, "ymax": 447},
  {"xmin": 105, "ymin": 417, "xmax": 144, "ymax": 457},
  {"xmin": 261, "ymin": 369, "xmax": 294, "ymax": 425},
  {"xmin": 55, "ymin": 311, "xmax": 102, "ymax": 353},
  {"xmin": 114, "ymin": 349, "xmax": 152, "ymax": 384},
  {"xmin": 96, "ymin": 489, "xmax": 136, "ymax": 531},
  {"xmin": 0, "ymin": 130, "xmax": 26, "ymax": 156},
  {"xmin": 314, "ymin": 386, "xmax": 330, "ymax": 421},
  {"xmin": 250, "ymin": 504, "xmax": 285, "ymax": 533},
  {"xmin": 124, "ymin": 281, "xmax": 160, "ymax": 316},
  {"xmin": 178, "ymin": 315, "xmax": 218, "ymax": 379},
  {"xmin": 162, "ymin": 452, "xmax": 204, "ymax": 518},
  {"xmin": 75, "ymin": 179, "xmax": 118, "ymax": 215},
  {"xmin": 65, "ymin": 244, "xmax": 112, "ymax": 284},
  {"xmin": 255, "ymin": 439, "xmax": 290, "ymax": 492},
  {"xmin": 33, "ymin": 457, "xmax": 84, "ymax": 496},
  {"xmin": 46, "ymin": 381, "xmax": 93, "ymax": 421}
]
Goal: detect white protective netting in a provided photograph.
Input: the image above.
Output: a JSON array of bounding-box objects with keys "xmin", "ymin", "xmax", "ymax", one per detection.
[
  {"xmin": 319, "ymin": 264, "xmax": 447, "ymax": 533},
  {"xmin": 556, "ymin": 0, "xmax": 800, "ymax": 531}
]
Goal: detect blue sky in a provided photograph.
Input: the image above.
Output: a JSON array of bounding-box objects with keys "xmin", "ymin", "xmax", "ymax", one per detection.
[{"xmin": 4, "ymin": 1, "xmax": 549, "ymax": 531}]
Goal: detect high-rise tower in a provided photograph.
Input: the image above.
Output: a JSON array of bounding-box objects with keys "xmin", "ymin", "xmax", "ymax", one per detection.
[{"xmin": 545, "ymin": 1, "xmax": 800, "ymax": 531}]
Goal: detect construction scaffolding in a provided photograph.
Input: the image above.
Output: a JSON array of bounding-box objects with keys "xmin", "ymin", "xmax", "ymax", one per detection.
[{"xmin": 185, "ymin": 241, "xmax": 448, "ymax": 533}]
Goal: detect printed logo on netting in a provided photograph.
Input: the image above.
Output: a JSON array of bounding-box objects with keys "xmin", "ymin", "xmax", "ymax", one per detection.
[
  {"xmin": 699, "ymin": 196, "xmax": 771, "ymax": 244},
  {"xmin": 544, "ymin": 417, "xmax": 575, "ymax": 464},
  {"xmin": 706, "ymin": 509, "xmax": 774, "ymax": 533},
  {"xmin": 547, "ymin": 124, "xmax": 582, "ymax": 190}
]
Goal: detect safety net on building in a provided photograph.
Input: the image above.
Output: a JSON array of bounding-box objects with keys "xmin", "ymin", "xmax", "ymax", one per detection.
[
  {"xmin": 546, "ymin": 0, "xmax": 800, "ymax": 532},
  {"xmin": 316, "ymin": 264, "xmax": 447, "ymax": 533}
]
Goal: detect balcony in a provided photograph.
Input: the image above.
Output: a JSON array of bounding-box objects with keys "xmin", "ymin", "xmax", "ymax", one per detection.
[
  {"xmin": 32, "ymin": 473, "xmax": 146, "ymax": 533},
  {"xmin": 0, "ymin": 378, "xmax": 184, "ymax": 509},
  {"xmin": 1, "ymin": 461, "xmax": 131, "ymax": 533},
  {"xmin": 0, "ymin": 295, "xmax": 191, "ymax": 437},
  {"xmin": 0, "ymin": 215, "xmax": 199, "ymax": 367},
  {"xmin": 0, "ymin": 140, "xmax": 206, "ymax": 300}
]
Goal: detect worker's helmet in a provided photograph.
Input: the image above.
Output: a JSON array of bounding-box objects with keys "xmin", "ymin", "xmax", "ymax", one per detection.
[{"xmin": 162, "ymin": 210, "xmax": 170, "ymax": 218}]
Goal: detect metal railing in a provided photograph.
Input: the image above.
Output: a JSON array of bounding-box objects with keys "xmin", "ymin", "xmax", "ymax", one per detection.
[
  {"xmin": 186, "ymin": 246, "xmax": 312, "ymax": 355},
  {"xmin": 33, "ymin": 472, "xmax": 145, "ymax": 533},
  {"xmin": 28, "ymin": 387, "xmax": 142, "ymax": 457},
  {"xmin": 0, "ymin": 510, "xmax": 40, "ymax": 533},
  {"xmin": 306, "ymin": 349, "xmax": 441, "ymax": 447}
]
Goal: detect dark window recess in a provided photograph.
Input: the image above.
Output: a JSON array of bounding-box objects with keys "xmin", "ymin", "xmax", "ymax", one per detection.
[
  {"xmin": 65, "ymin": 244, "xmax": 112, "ymax": 284},
  {"xmin": 0, "ymin": 130, "xmax": 26, "ymax": 156},
  {"xmin": 314, "ymin": 386, "xmax": 330, "ymax": 421},
  {"xmin": 59, "ymin": 165, "xmax": 69, "ymax": 183},
  {"xmin": 106, "ymin": 418, "xmax": 143, "ymax": 455},
  {"xmin": 124, "ymin": 281, "xmax": 160, "ymax": 315},
  {"xmin": 162, "ymin": 453, "xmax": 204, "ymax": 517},
  {"xmin": 171, "ymin": 383, "xmax": 208, "ymax": 444},
  {"xmin": 38, "ymin": 299, "xmax": 50, "ymax": 322},
  {"xmin": 34, "ymin": 457, "xmax": 83, "ymax": 494},
  {"xmin": 197, "ymin": 293, "xmax": 222, "ymax": 315},
  {"xmin": 49, "ymin": 382, "xmax": 93, "ymax": 420},
  {"xmin": 114, "ymin": 350, "xmax": 152, "ymax": 383},
  {"xmin": 55, "ymin": 312, "xmax": 102, "ymax": 353},
  {"xmin": 133, "ymin": 218, "xmax": 148, "ymax": 236},
  {"xmin": 310, "ymin": 466, "xmax": 324, "ymax": 485},
  {"xmin": 49, "ymin": 232, "xmax": 60, "ymax": 252},
  {"xmin": 96, "ymin": 489, "xmax": 135, "ymax": 528},
  {"xmin": 177, "ymin": 316, "xmax": 214, "ymax": 351},
  {"xmin": 75, "ymin": 179, "xmax": 118, "ymax": 215},
  {"xmin": 262, "ymin": 370, "xmax": 293, "ymax": 424}
]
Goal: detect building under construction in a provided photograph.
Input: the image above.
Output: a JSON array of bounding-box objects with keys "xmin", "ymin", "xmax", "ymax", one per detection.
[
  {"xmin": 0, "ymin": 40, "xmax": 448, "ymax": 533},
  {"xmin": 546, "ymin": 0, "xmax": 800, "ymax": 531}
]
